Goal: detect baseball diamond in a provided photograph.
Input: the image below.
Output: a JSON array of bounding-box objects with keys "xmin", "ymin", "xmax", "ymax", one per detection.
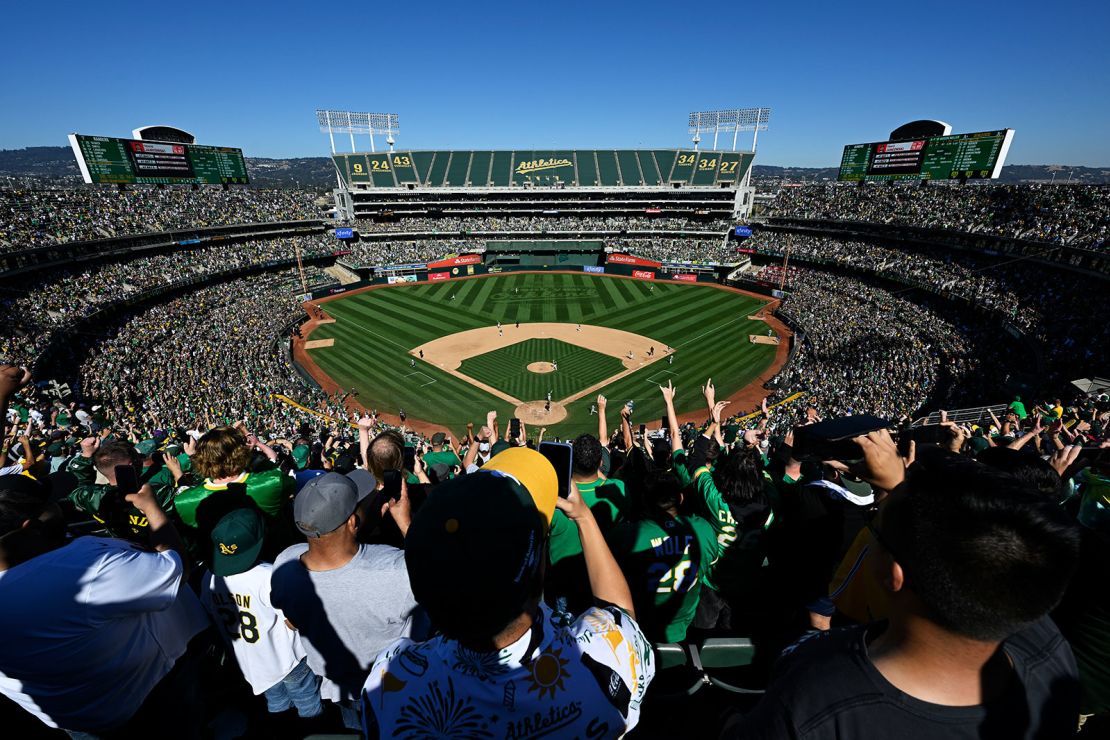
[{"xmin": 302, "ymin": 272, "xmax": 781, "ymax": 437}]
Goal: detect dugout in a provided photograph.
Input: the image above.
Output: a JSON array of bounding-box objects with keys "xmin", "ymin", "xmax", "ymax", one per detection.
[{"xmin": 484, "ymin": 240, "xmax": 603, "ymax": 268}]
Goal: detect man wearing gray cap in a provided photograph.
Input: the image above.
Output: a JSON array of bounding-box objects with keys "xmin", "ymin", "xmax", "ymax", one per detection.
[{"xmin": 270, "ymin": 472, "xmax": 417, "ymax": 729}]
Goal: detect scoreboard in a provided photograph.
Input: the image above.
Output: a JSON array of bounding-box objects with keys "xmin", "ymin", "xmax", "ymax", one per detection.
[
  {"xmin": 838, "ymin": 129, "xmax": 1014, "ymax": 182},
  {"xmin": 68, "ymin": 134, "xmax": 250, "ymax": 185}
]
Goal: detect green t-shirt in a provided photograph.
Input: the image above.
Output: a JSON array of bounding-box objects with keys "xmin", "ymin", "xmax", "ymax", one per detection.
[
  {"xmin": 548, "ymin": 478, "xmax": 628, "ymax": 565},
  {"xmin": 1009, "ymin": 400, "xmax": 1028, "ymax": 419},
  {"xmin": 609, "ymin": 514, "xmax": 718, "ymax": 643},
  {"xmin": 423, "ymin": 449, "xmax": 462, "ymax": 470}
]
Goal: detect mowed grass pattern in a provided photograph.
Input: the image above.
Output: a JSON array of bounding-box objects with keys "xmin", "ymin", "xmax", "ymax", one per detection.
[
  {"xmin": 457, "ymin": 338, "xmax": 625, "ymax": 401},
  {"xmin": 307, "ymin": 273, "xmax": 776, "ymax": 437}
]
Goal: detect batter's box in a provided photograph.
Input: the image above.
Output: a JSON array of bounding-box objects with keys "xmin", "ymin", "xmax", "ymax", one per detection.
[
  {"xmin": 404, "ymin": 371, "xmax": 438, "ymax": 387},
  {"xmin": 645, "ymin": 370, "xmax": 676, "ymax": 385}
]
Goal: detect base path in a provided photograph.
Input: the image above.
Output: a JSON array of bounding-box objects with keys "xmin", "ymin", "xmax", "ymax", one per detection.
[{"xmin": 413, "ymin": 322, "xmax": 670, "ymax": 406}]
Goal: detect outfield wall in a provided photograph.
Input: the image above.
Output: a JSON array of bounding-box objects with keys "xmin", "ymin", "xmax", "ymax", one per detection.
[{"xmin": 307, "ymin": 261, "xmax": 723, "ymax": 300}]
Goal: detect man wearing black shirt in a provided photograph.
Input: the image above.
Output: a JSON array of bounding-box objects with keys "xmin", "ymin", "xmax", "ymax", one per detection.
[{"xmin": 727, "ymin": 435, "xmax": 1082, "ymax": 739}]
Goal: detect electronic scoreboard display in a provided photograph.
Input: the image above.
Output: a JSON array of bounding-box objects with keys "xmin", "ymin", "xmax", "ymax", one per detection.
[
  {"xmin": 838, "ymin": 129, "xmax": 1014, "ymax": 182},
  {"xmin": 68, "ymin": 133, "xmax": 250, "ymax": 185}
]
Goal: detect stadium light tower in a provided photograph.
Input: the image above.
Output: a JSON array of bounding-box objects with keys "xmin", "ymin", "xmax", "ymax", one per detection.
[
  {"xmin": 315, "ymin": 110, "xmax": 400, "ymax": 153},
  {"xmin": 688, "ymin": 108, "xmax": 771, "ymax": 151}
]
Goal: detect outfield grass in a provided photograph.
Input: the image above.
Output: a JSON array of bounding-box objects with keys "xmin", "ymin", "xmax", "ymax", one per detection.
[
  {"xmin": 306, "ymin": 273, "xmax": 776, "ymax": 437},
  {"xmin": 457, "ymin": 338, "xmax": 624, "ymax": 401}
]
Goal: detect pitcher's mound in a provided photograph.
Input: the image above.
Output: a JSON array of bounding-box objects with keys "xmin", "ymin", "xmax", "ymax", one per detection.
[
  {"xmin": 515, "ymin": 400, "xmax": 568, "ymax": 424},
  {"xmin": 527, "ymin": 361, "xmax": 556, "ymax": 374}
]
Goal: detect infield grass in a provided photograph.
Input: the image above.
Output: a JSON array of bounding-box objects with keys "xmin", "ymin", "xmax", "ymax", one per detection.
[
  {"xmin": 306, "ymin": 272, "xmax": 775, "ymax": 437},
  {"xmin": 457, "ymin": 338, "xmax": 623, "ymax": 401}
]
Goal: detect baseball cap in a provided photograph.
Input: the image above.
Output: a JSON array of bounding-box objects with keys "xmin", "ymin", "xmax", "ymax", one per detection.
[
  {"xmin": 346, "ymin": 468, "xmax": 377, "ymax": 497},
  {"xmin": 404, "ymin": 448, "xmax": 558, "ymax": 640},
  {"xmin": 431, "ymin": 432, "xmax": 446, "ymax": 445},
  {"xmin": 210, "ymin": 508, "xmax": 265, "ymax": 576},
  {"xmin": 293, "ymin": 472, "xmax": 369, "ymax": 537},
  {"xmin": 291, "ymin": 444, "xmax": 311, "ymax": 470},
  {"xmin": 135, "ymin": 439, "xmax": 157, "ymax": 457}
]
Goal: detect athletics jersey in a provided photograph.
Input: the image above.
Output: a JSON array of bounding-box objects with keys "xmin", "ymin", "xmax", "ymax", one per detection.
[
  {"xmin": 549, "ymin": 477, "xmax": 628, "ymax": 564},
  {"xmin": 362, "ymin": 603, "xmax": 654, "ymax": 740},
  {"xmin": 201, "ymin": 563, "xmax": 307, "ymax": 695},
  {"xmin": 609, "ymin": 514, "xmax": 719, "ymax": 642},
  {"xmin": 690, "ymin": 466, "xmax": 774, "ymax": 594}
]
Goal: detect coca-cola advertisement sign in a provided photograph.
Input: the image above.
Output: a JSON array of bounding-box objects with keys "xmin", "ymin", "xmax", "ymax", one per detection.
[{"xmin": 632, "ymin": 269, "xmax": 655, "ymax": 280}]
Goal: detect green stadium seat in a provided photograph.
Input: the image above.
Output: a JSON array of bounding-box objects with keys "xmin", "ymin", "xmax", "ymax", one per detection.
[
  {"xmin": 650, "ymin": 643, "xmax": 706, "ymax": 699},
  {"xmin": 691, "ymin": 638, "xmax": 764, "ymax": 695}
]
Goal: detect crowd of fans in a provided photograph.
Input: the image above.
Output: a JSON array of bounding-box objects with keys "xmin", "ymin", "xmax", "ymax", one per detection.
[
  {"xmin": 355, "ymin": 214, "xmax": 730, "ymax": 234},
  {"xmin": 0, "ymin": 236, "xmax": 332, "ymax": 369},
  {"xmin": 0, "ymin": 186, "xmax": 322, "ymax": 251},
  {"xmin": 1, "ymin": 183, "xmax": 1109, "ymax": 738},
  {"xmin": 748, "ymin": 231, "xmax": 1110, "ymax": 383},
  {"xmin": 770, "ymin": 182, "xmax": 1110, "ymax": 249},
  {"xmin": 2, "ymin": 362, "xmax": 1108, "ymax": 738},
  {"xmin": 770, "ymin": 267, "xmax": 997, "ymax": 424}
]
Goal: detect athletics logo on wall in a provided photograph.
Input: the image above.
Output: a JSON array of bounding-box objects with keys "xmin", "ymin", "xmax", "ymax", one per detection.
[{"xmin": 514, "ymin": 158, "xmax": 572, "ymax": 175}]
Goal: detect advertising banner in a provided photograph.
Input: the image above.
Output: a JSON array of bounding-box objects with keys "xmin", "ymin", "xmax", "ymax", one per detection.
[
  {"xmin": 672, "ymin": 273, "xmax": 697, "ymax": 282},
  {"xmin": 387, "ymin": 274, "xmax": 418, "ymax": 285},
  {"xmin": 426, "ymin": 254, "xmax": 482, "ymax": 270},
  {"xmin": 607, "ymin": 253, "xmax": 662, "ymax": 269},
  {"xmin": 734, "ymin": 225, "xmax": 753, "ymax": 237},
  {"xmin": 632, "ymin": 269, "xmax": 655, "ymax": 280},
  {"xmin": 429, "ymin": 271, "xmax": 450, "ymax": 281},
  {"xmin": 334, "ymin": 227, "xmax": 354, "ymax": 239},
  {"xmin": 583, "ymin": 265, "xmax": 605, "ymax": 274}
]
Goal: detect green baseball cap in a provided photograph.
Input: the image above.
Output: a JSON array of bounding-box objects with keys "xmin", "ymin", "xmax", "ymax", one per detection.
[
  {"xmin": 135, "ymin": 439, "xmax": 158, "ymax": 457},
  {"xmin": 292, "ymin": 444, "xmax": 310, "ymax": 470},
  {"xmin": 210, "ymin": 508, "xmax": 265, "ymax": 576}
]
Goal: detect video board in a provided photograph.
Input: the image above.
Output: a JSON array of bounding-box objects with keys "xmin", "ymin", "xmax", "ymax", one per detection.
[
  {"xmin": 68, "ymin": 133, "xmax": 250, "ymax": 185},
  {"xmin": 838, "ymin": 129, "xmax": 1014, "ymax": 182}
]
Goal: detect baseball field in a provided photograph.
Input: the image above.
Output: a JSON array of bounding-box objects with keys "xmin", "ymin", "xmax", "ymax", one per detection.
[{"xmin": 302, "ymin": 272, "xmax": 781, "ymax": 438}]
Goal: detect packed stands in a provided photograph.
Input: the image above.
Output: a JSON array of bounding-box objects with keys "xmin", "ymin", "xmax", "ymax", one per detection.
[
  {"xmin": 2, "ymin": 174, "xmax": 1110, "ymax": 739},
  {"xmin": 769, "ymin": 182, "xmax": 1110, "ymax": 249}
]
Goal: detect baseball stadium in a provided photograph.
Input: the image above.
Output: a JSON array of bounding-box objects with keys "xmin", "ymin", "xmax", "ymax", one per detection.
[{"xmin": 2, "ymin": 7, "xmax": 1110, "ymax": 738}]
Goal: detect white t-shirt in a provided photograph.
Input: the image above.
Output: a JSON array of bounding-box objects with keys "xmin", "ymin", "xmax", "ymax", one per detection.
[
  {"xmin": 201, "ymin": 563, "xmax": 307, "ymax": 695},
  {"xmin": 362, "ymin": 603, "xmax": 655, "ymax": 739},
  {"xmin": 0, "ymin": 537, "xmax": 207, "ymax": 732}
]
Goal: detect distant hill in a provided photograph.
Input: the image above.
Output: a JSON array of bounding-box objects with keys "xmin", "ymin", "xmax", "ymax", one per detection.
[{"xmin": 1, "ymin": 146, "xmax": 1107, "ymax": 187}]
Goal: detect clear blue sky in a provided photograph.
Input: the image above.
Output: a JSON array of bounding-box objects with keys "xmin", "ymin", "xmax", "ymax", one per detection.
[{"xmin": 2, "ymin": 0, "xmax": 1107, "ymax": 167}]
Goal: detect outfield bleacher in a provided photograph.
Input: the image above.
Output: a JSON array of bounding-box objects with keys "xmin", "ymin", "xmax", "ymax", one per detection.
[{"xmin": 333, "ymin": 149, "xmax": 754, "ymax": 189}]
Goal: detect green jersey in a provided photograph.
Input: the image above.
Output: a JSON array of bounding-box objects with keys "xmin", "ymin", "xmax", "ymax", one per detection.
[
  {"xmin": 65, "ymin": 455, "xmax": 177, "ymax": 541},
  {"xmin": 423, "ymin": 449, "xmax": 462, "ymax": 472},
  {"xmin": 175, "ymin": 467, "xmax": 293, "ymax": 528},
  {"xmin": 689, "ymin": 466, "xmax": 774, "ymax": 593},
  {"xmin": 609, "ymin": 514, "xmax": 718, "ymax": 643}
]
